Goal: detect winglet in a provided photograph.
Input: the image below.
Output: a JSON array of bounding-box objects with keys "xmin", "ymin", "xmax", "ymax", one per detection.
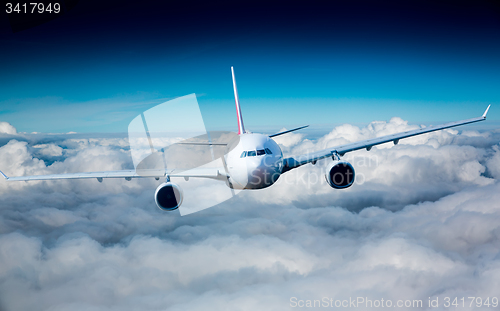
[
  {"xmin": 0, "ymin": 170, "xmax": 9, "ymax": 180},
  {"xmin": 482, "ymin": 105, "xmax": 491, "ymax": 118}
]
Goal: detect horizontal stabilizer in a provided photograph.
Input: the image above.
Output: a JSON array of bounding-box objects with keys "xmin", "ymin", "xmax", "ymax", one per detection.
[
  {"xmin": 269, "ymin": 125, "xmax": 309, "ymax": 138},
  {"xmin": 177, "ymin": 142, "xmax": 227, "ymax": 146}
]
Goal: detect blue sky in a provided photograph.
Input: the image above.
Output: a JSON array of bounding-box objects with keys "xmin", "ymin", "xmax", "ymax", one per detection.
[{"xmin": 0, "ymin": 0, "xmax": 499, "ymax": 133}]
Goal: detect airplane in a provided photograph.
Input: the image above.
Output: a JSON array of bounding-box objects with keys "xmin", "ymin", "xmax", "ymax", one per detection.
[{"xmin": 0, "ymin": 67, "xmax": 491, "ymax": 213}]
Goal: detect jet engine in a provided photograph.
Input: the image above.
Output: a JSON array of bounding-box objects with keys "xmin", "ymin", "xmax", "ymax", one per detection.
[
  {"xmin": 325, "ymin": 161, "xmax": 355, "ymax": 189},
  {"xmin": 155, "ymin": 182, "xmax": 183, "ymax": 211}
]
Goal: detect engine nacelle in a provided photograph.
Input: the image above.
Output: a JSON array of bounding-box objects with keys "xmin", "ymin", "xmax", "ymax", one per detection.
[
  {"xmin": 325, "ymin": 161, "xmax": 355, "ymax": 189},
  {"xmin": 154, "ymin": 182, "xmax": 183, "ymax": 211}
]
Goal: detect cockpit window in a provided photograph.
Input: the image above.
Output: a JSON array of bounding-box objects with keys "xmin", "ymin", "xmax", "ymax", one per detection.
[{"xmin": 243, "ymin": 150, "xmax": 269, "ymax": 157}]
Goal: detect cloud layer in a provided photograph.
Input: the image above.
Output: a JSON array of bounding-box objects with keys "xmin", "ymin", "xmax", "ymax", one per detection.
[{"xmin": 0, "ymin": 119, "xmax": 499, "ymax": 311}]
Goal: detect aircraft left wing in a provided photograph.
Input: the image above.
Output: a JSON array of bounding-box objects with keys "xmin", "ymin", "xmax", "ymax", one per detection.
[
  {"xmin": 282, "ymin": 105, "xmax": 491, "ymax": 172},
  {"xmin": 0, "ymin": 167, "xmax": 227, "ymax": 182}
]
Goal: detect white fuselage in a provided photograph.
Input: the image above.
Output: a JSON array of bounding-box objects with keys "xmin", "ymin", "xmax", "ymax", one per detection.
[{"xmin": 224, "ymin": 133, "xmax": 283, "ymax": 189}]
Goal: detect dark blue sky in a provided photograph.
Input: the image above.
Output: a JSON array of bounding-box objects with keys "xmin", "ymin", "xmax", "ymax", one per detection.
[{"xmin": 1, "ymin": 0, "xmax": 499, "ymax": 133}]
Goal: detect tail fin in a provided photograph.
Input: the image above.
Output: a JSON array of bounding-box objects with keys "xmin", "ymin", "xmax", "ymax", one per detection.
[{"xmin": 231, "ymin": 66, "xmax": 246, "ymax": 135}]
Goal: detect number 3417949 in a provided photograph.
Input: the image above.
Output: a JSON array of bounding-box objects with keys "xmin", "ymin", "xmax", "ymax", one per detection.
[{"xmin": 6, "ymin": 3, "xmax": 61, "ymax": 14}]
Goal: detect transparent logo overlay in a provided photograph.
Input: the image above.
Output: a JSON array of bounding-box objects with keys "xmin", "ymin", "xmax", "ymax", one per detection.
[{"xmin": 128, "ymin": 94, "xmax": 243, "ymax": 215}]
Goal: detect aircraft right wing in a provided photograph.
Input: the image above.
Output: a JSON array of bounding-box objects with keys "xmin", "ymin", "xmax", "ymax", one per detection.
[
  {"xmin": 282, "ymin": 105, "xmax": 491, "ymax": 172},
  {"xmin": 0, "ymin": 167, "xmax": 228, "ymax": 182}
]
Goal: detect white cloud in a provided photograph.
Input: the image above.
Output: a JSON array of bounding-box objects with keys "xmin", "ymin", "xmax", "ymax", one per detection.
[
  {"xmin": 0, "ymin": 119, "xmax": 499, "ymax": 310},
  {"xmin": 33, "ymin": 144, "xmax": 64, "ymax": 157},
  {"xmin": 0, "ymin": 122, "xmax": 17, "ymax": 135}
]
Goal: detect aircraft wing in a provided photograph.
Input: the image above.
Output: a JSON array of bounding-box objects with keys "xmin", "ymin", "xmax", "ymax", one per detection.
[
  {"xmin": 282, "ymin": 105, "xmax": 491, "ymax": 172},
  {"xmin": 0, "ymin": 167, "xmax": 227, "ymax": 182}
]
